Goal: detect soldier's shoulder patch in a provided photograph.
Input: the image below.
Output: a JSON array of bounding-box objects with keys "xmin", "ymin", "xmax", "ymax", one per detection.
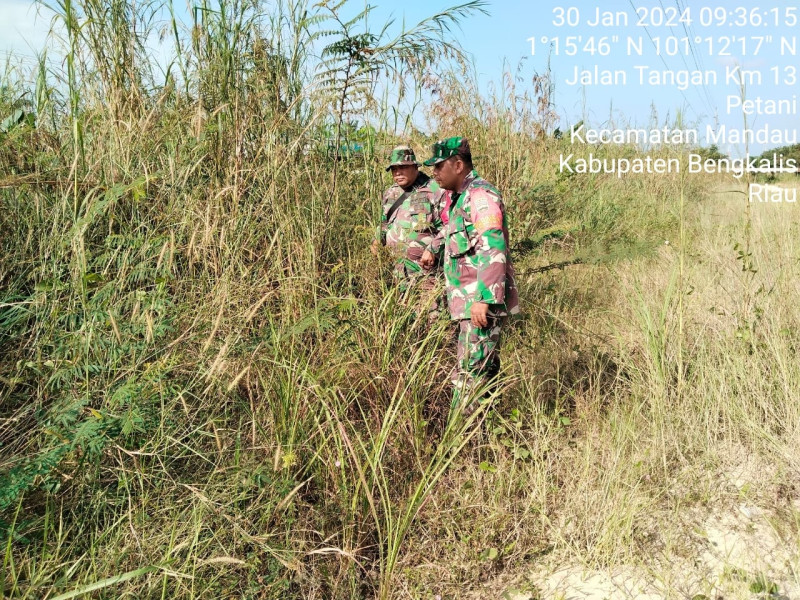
[
  {"xmin": 469, "ymin": 189, "xmax": 503, "ymax": 233},
  {"xmin": 469, "ymin": 188, "xmax": 500, "ymax": 210}
]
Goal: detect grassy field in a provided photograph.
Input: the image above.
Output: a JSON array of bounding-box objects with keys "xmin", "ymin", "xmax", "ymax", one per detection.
[
  {"xmin": 2, "ymin": 0, "xmax": 800, "ymax": 598},
  {"xmin": 468, "ymin": 182, "xmax": 800, "ymax": 599}
]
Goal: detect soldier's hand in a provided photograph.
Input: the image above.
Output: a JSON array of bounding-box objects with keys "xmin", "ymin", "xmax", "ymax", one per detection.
[
  {"xmin": 370, "ymin": 239, "xmax": 380, "ymax": 256},
  {"xmin": 470, "ymin": 302, "xmax": 489, "ymax": 328},
  {"xmin": 420, "ymin": 250, "xmax": 435, "ymax": 270}
]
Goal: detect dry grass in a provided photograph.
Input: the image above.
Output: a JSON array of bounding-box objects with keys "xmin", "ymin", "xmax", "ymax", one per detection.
[
  {"xmin": 397, "ymin": 181, "xmax": 800, "ymax": 599},
  {"xmin": 2, "ymin": 1, "xmax": 800, "ymax": 598}
]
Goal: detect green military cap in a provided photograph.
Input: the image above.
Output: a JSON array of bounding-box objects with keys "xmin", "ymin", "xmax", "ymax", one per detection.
[
  {"xmin": 423, "ymin": 136, "xmax": 471, "ymax": 166},
  {"xmin": 386, "ymin": 145, "xmax": 419, "ymax": 171}
]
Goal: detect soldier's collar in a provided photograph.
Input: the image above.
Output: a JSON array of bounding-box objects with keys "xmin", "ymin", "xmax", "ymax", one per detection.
[
  {"xmin": 456, "ymin": 170, "xmax": 477, "ymax": 194},
  {"xmin": 400, "ymin": 172, "xmax": 428, "ymax": 192}
]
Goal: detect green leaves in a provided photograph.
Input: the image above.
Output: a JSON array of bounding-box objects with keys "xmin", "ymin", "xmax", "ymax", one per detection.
[
  {"xmin": 82, "ymin": 272, "xmax": 103, "ymax": 287},
  {"xmin": 0, "ymin": 109, "xmax": 34, "ymax": 134},
  {"xmin": 315, "ymin": 0, "xmax": 488, "ymax": 113},
  {"xmin": 478, "ymin": 461, "xmax": 496, "ymax": 473},
  {"xmin": 749, "ymin": 576, "xmax": 779, "ymax": 595},
  {"xmin": 733, "ymin": 241, "xmax": 758, "ymax": 274},
  {"xmin": 723, "ymin": 567, "xmax": 779, "ymax": 597},
  {"xmin": 49, "ymin": 566, "xmax": 159, "ymax": 600},
  {"xmin": 322, "ymin": 32, "xmax": 379, "ymax": 63}
]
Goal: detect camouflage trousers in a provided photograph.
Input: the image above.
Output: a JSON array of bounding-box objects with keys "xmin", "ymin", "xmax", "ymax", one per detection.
[{"xmin": 450, "ymin": 316, "xmax": 504, "ymax": 416}]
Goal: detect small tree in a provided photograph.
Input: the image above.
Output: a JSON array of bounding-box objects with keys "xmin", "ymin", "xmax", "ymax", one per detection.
[{"xmin": 314, "ymin": 0, "xmax": 488, "ymax": 202}]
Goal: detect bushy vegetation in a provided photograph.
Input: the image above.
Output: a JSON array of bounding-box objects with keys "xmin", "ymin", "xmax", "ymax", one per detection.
[{"xmin": 2, "ymin": 1, "xmax": 800, "ymax": 598}]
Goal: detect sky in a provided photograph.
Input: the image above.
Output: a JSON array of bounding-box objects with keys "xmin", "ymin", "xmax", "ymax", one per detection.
[
  {"xmin": 2, "ymin": 0, "xmax": 797, "ymax": 156},
  {"xmin": 1, "ymin": 0, "xmax": 51, "ymax": 66}
]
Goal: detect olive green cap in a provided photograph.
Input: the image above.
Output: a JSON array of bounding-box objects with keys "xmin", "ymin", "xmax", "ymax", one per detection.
[
  {"xmin": 423, "ymin": 137, "xmax": 471, "ymax": 166},
  {"xmin": 385, "ymin": 145, "xmax": 419, "ymax": 171}
]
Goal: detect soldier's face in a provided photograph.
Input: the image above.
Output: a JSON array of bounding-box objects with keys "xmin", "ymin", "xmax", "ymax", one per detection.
[
  {"xmin": 390, "ymin": 164, "xmax": 418, "ymax": 188},
  {"xmin": 433, "ymin": 156, "xmax": 463, "ymax": 191}
]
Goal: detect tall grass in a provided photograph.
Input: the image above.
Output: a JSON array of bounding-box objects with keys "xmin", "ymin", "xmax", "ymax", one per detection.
[{"xmin": 3, "ymin": 0, "xmax": 800, "ymax": 598}]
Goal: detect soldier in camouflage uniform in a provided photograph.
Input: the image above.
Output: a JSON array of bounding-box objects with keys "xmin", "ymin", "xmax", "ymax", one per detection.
[
  {"xmin": 373, "ymin": 145, "xmax": 443, "ymax": 321},
  {"xmin": 420, "ymin": 137, "xmax": 519, "ymax": 415}
]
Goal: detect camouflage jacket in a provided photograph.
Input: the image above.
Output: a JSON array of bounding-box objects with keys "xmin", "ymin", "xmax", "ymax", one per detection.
[
  {"xmin": 380, "ymin": 172, "xmax": 442, "ymax": 277},
  {"xmin": 427, "ymin": 171, "xmax": 520, "ymax": 320}
]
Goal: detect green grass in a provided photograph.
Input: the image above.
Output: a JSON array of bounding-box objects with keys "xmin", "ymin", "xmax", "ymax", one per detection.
[{"xmin": 2, "ymin": 1, "xmax": 800, "ymax": 598}]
